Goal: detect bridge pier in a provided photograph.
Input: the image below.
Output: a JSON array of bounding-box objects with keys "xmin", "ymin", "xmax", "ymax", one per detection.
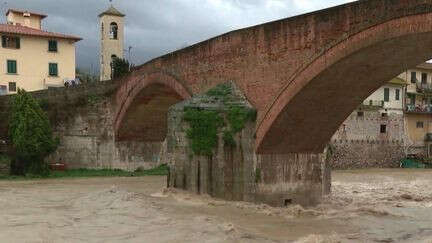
[{"xmin": 255, "ymin": 153, "xmax": 330, "ymax": 207}]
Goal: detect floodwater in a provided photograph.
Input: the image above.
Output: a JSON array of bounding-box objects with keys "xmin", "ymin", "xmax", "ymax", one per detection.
[{"xmin": 1, "ymin": 169, "xmax": 432, "ymax": 242}]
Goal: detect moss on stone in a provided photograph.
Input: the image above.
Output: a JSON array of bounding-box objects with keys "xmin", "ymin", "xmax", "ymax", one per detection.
[
  {"xmin": 183, "ymin": 82, "xmax": 257, "ymax": 155},
  {"xmin": 183, "ymin": 108, "xmax": 223, "ymax": 156}
]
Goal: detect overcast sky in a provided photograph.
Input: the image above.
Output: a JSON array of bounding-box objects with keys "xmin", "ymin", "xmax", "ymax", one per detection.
[{"xmin": 1, "ymin": 0, "xmax": 354, "ymax": 75}]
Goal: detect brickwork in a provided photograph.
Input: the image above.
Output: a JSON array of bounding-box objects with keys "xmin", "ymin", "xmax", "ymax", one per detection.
[{"xmin": 112, "ymin": 0, "xmax": 432, "ymax": 154}]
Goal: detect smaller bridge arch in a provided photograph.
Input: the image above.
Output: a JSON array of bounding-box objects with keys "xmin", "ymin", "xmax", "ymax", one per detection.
[{"xmin": 114, "ymin": 72, "xmax": 191, "ymax": 142}]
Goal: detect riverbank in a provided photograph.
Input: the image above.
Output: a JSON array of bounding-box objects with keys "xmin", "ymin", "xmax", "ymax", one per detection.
[{"xmin": 0, "ymin": 164, "xmax": 168, "ymax": 180}]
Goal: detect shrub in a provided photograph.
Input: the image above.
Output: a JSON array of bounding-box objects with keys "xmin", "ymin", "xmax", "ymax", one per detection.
[
  {"xmin": 9, "ymin": 89, "xmax": 58, "ymax": 176},
  {"xmin": 112, "ymin": 57, "xmax": 130, "ymax": 79}
]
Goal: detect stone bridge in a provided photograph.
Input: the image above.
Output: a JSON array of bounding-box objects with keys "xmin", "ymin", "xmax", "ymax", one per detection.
[
  {"xmin": 114, "ymin": 0, "xmax": 432, "ymax": 155},
  {"xmin": 2, "ymin": 0, "xmax": 432, "ymax": 205}
]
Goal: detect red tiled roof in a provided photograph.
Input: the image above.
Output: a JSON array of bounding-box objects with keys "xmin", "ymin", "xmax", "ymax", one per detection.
[
  {"xmin": 6, "ymin": 9, "xmax": 47, "ymax": 19},
  {"xmin": 0, "ymin": 24, "xmax": 82, "ymax": 42}
]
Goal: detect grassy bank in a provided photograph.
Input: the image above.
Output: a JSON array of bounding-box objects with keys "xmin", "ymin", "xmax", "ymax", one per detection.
[{"xmin": 0, "ymin": 164, "xmax": 168, "ymax": 180}]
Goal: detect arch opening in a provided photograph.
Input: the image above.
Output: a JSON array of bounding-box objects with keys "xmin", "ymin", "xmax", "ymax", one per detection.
[
  {"xmin": 257, "ymin": 28, "xmax": 432, "ymax": 154},
  {"xmin": 116, "ymin": 83, "xmax": 185, "ymax": 142},
  {"xmin": 110, "ymin": 22, "xmax": 118, "ymax": 40}
]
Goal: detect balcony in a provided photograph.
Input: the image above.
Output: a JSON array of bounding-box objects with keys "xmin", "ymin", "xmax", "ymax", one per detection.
[
  {"xmin": 405, "ymin": 104, "xmax": 432, "ymax": 114},
  {"xmin": 416, "ymin": 82, "xmax": 432, "ymax": 94}
]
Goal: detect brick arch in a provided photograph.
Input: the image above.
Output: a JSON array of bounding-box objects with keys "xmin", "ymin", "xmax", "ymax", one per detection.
[
  {"xmin": 256, "ymin": 12, "xmax": 432, "ymax": 154},
  {"xmin": 114, "ymin": 72, "xmax": 191, "ymax": 141}
]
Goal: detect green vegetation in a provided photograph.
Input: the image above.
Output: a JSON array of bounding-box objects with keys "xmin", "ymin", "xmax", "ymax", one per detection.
[
  {"xmin": 9, "ymin": 89, "xmax": 58, "ymax": 176},
  {"xmin": 184, "ymin": 83, "xmax": 257, "ymax": 156},
  {"xmin": 184, "ymin": 108, "xmax": 223, "ymax": 156},
  {"xmin": 0, "ymin": 164, "xmax": 169, "ymax": 180},
  {"xmin": 112, "ymin": 57, "xmax": 131, "ymax": 79}
]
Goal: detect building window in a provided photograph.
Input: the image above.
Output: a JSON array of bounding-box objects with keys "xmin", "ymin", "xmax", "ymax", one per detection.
[
  {"xmin": 48, "ymin": 40, "xmax": 58, "ymax": 52},
  {"xmin": 411, "ymin": 72, "xmax": 417, "ymax": 83},
  {"xmin": 1, "ymin": 36, "xmax": 20, "ymax": 49},
  {"xmin": 0, "ymin": 85, "xmax": 6, "ymax": 95},
  {"xmin": 422, "ymin": 73, "xmax": 428, "ymax": 84},
  {"xmin": 357, "ymin": 111, "xmax": 364, "ymax": 117},
  {"xmin": 417, "ymin": 121, "xmax": 424, "ymax": 128},
  {"xmin": 395, "ymin": 89, "xmax": 400, "ymax": 101},
  {"xmin": 380, "ymin": 125, "xmax": 387, "ymax": 134},
  {"xmin": 49, "ymin": 63, "xmax": 58, "ymax": 76},
  {"xmin": 110, "ymin": 22, "xmax": 118, "ymax": 39},
  {"xmin": 382, "ymin": 113, "xmax": 388, "ymax": 118},
  {"xmin": 7, "ymin": 60, "xmax": 17, "ymax": 74},
  {"xmin": 8, "ymin": 82, "xmax": 16, "ymax": 92},
  {"xmin": 384, "ymin": 88, "xmax": 390, "ymax": 102}
]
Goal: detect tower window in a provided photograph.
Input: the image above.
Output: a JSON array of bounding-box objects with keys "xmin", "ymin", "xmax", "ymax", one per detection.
[{"xmin": 110, "ymin": 22, "xmax": 118, "ymax": 39}]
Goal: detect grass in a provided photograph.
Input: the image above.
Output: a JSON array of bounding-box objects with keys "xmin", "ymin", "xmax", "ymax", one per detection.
[{"xmin": 0, "ymin": 164, "xmax": 169, "ymax": 180}]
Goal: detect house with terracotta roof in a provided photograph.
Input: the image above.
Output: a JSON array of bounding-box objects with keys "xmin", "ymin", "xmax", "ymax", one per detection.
[{"xmin": 0, "ymin": 9, "xmax": 81, "ymax": 95}]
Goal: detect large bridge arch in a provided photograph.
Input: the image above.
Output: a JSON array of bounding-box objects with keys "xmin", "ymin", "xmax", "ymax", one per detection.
[
  {"xmin": 256, "ymin": 12, "xmax": 432, "ymax": 153},
  {"xmin": 114, "ymin": 72, "xmax": 191, "ymax": 141}
]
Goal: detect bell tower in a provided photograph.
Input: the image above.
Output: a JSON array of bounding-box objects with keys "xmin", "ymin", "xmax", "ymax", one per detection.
[{"xmin": 99, "ymin": 4, "xmax": 125, "ymax": 81}]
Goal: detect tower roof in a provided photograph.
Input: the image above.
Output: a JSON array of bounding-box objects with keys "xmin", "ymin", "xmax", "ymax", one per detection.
[{"xmin": 98, "ymin": 5, "xmax": 125, "ymax": 17}]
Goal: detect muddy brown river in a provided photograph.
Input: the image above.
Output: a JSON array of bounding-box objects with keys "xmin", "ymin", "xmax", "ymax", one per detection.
[{"xmin": 1, "ymin": 169, "xmax": 432, "ymax": 242}]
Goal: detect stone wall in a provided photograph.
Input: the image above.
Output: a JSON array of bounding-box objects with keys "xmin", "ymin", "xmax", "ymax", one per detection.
[
  {"xmin": 0, "ymin": 81, "xmax": 162, "ymax": 171},
  {"xmin": 47, "ymin": 98, "xmax": 162, "ymax": 171},
  {"xmin": 166, "ymin": 83, "xmax": 330, "ymax": 207},
  {"xmin": 329, "ymin": 109, "xmax": 406, "ymax": 169}
]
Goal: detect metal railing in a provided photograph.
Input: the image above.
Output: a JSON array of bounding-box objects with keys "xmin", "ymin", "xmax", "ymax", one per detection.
[
  {"xmin": 406, "ymin": 104, "xmax": 432, "ymax": 113},
  {"xmin": 416, "ymin": 81, "xmax": 432, "ymax": 94}
]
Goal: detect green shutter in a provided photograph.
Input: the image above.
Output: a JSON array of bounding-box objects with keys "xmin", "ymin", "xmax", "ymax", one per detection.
[
  {"xmin": 49, "ymin": 63, "xmax": 58, "ymax": 76},
  {"xmin": 384, "ymin": 88, "xmax": 390, "ymax": 102},
  {"xmin": 48, "ymin": 40, "xmax": 57, "ymax": 52},
  {"xmin": 15, "ymin": 38, "xmax": 20, "ymax": 49},
  {"xmin": 7, "ymin": 60, "xmax": 17, "ymax": 74}
]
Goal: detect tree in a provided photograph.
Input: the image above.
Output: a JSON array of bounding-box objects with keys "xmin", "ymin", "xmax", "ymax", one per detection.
[
  {"xmin": 9, "ymin": 89, "xmax": 58, "ymax": 176},
  {"xmin": 112, "ymin": 57, "xmax": 130, "ymax": 79}
]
